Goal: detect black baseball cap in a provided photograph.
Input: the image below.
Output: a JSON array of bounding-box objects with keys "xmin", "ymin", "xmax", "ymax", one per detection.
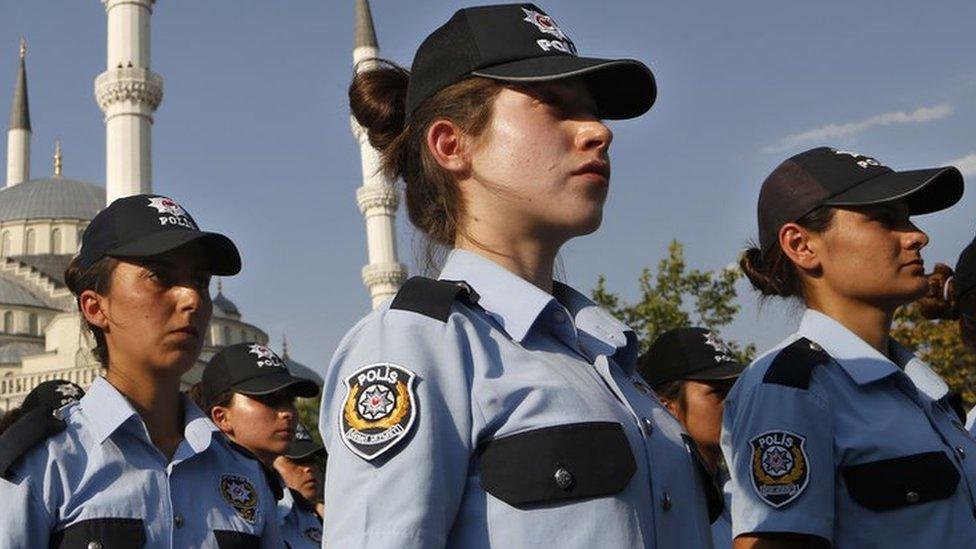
[
  {"xmin": 21, "ymin": 380, "xmax": 85, "ymax": 413},
  {"xmin": 285, "ymin": 422, "xmax": 325, "ymax": 460},
  {"xmin": 75, "ymin": 194, "xmax": 241, "ymax": 276},
  {"xmin": 202, "ymin": 343, "xmax": 318, "ymax": 408},
  {"xmin": 405, "ymin": 3, "xmax": 656, "ymax": 121},
  {"xmin": 758, "ymin": 147, "xmax": 964, "ymax": 252},
  {"xmin": 637, "ymin": 327, "xmax": 745, "ymax": 387},
  {"xmin": 956, "ymin": 235, "xmax": 976, "ymax": 299}
]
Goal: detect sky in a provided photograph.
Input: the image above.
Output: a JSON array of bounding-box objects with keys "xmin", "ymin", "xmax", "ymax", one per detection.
[{"xmin": 1, "ymin": 1, "xmax": 974, "ymax": 374}]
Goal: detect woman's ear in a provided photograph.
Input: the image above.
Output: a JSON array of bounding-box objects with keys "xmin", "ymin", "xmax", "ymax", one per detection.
[
  {"xmin": 211, "ymin": 405, "xmax": 233, "ymax": 435},
  {"xmin": 659, "ymin": 397, "xmax": 679, "ymax": 418},
  {"xmin": 779, "ymin": 222, "xmax": 822, "ymax": 272},
  {"xmin": 426, "ymin": 119, "xmax": 470, "ymax": 176},
  {"xmin": 79, "ymin": 289, "xmax": 110, "ymax": 331}
]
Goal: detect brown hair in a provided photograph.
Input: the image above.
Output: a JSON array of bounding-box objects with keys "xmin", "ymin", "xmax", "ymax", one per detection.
[
  {"xmin": 187, "ymin": 381, "xmax": 233, "ymax": 416},
  {"xmin": 740, "ymin": 207, "xmax": 836, "ymax": 299},
  {"xmin": 652, "ymin": 379, "xmax": 685, "ymax": 405},
  {"xmin": 64, "ymin": 255, "xmax": 119, "ymax": 367},
  {"xmin": 349, "ymin": 60, "xmax": 506, "ymax": 266}
]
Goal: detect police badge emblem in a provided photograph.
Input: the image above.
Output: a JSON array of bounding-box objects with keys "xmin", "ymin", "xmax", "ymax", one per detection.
[
  {"xmin": 220, "ymin": 474, "xmax": 259, "ymax": 524},
  {"xmin": 339, "ymin": 363, "xmax": 418, "ymax": 461},
  {"xmin": 749, "ymin": 430, "xmax": 809, "ymax": 508}
]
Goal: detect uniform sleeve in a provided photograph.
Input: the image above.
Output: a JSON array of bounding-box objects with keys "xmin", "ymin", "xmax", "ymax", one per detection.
[
  {"xmin": 0, "ymin": 474, "xmax": 54, "ymax": 546},
  {"xmin": 259, "ymin": 476, "xmax": 284, "ymax": 548},
  {"xmin": 319, "ymin": 310, "xmax": 474, "ymax": 549},
  {"xmin": 721, "ymin": 379, "xmax": 833, "ymax": 542}
]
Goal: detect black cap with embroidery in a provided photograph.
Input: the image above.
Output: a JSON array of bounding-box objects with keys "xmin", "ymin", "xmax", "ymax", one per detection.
[
  {"xmin": 202, "ymin": 343, "xmax": 319, "ymax": 408},
  {"xmin": 758, "ymin": 147, "xmax": 963, "ymax": 252},
  {"xmin": 21, "ymin": 380, "xmax": 85, "ymax": 413},
  {"xmin": 74, "ymin": 194, "xmax": 241, "ymax": 276},
  {"xmin": 405, "ymin": 3, "xmax": 656, "ymax": 121},
  {"xmin": 956, "ymin": 235, "xmax": 976, "ymax": 299},
  {"xmin": 637, "ymin": 327, "xmax": 745, "ymax": 387},
  {"xmin": 285, "ymin": 422, "xmax": 326, "ymax": 460}
]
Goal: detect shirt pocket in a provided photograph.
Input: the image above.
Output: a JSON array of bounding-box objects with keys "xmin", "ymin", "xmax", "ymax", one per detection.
[
  {"xmin": 841, "ymin": 451, "xmax": 960, "ymax": 511},
  {"xmin": 213, "ymin": 529, "xmax": 261, "ymax": 549},
  {"xmin": 477, "ymin": 421, "xmax": 636, "ymax": 508},
  {"xmin": 50, "ymin": 517, "xmax": 146, "ymax": 548}
]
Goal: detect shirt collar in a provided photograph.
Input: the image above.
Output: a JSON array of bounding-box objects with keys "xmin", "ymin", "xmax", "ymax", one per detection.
[
  {"xmin": 438, "ymin": 250, "xmax": 637, "ymax": 367},
  {"xmin": 80, "ymin": 376, "xmax": 219, "ymax": 450},
  {"xmin": 438, "ymin": 249, "xmax": 556, "ymax": 342},
  {"xmin": 797, "ymin": 309, "xmax": 904, "ymax": 386}
]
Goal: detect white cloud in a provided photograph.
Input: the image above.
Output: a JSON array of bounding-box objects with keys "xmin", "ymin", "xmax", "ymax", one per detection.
[
  {"xmin": 947, "ymin": 153, "xmax": 976, "ymax": 177},
  {"xmin": 763, "ymin": 103, "xmax": 953, "ymax": 153}
]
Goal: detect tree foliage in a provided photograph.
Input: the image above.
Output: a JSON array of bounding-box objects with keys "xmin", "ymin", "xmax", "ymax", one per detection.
[
  {"xmin": 591, "ymin": 240, "xmax": 755, "ymax": 361},
  {"xmin": 892, "ymin": 304, "xmax": 976, "ymax": 405}
]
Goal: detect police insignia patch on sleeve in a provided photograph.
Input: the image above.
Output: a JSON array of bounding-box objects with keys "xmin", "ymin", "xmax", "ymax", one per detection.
[
  {"xmin": 750, "ymin": 430, "xmax": 810, "ymax": 508},
  {"xmin": 220, "ymin": 474, "xmax": 259, "ymax": 524},
  {"xmin": 339, "ymin": 363, "xmax": 418, "ymax": 461}
]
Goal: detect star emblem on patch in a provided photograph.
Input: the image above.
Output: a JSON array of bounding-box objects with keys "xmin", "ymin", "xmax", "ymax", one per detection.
[
  {"xmin": 147, "ymin": 196, "xmax": 188, "ymax": 216},
  {"xmin": 248, "ymin": 344, "xmax": 285, "ymax": 368},
  {"xmin": 521, "ymin": 7, "xmax": 568, "ymax": 40},
  {"xmin": 703, "ymin": 331, "xmax": 736, "ymax": 363},
  {"xmin": 55, "ymin": 383, "xmax": 82, "ymax": 398}
]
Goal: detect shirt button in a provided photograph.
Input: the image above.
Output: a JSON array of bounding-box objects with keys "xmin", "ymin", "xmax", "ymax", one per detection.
[
  {"xmin": 906, "ymin": 491, "xmax": 921, "ymax": 504},
  {"xmin": 553, "ymin": 310, "xmax": 566, "ymax": 323},
  {"xmin": 174, "ymin": 514, "xmax": 184, "ymax": 528},
  {"xmin": 554, "ymin": 468, "xmax": 574, "ymax": 491},
  {"xmin": 661, "ymin": 492, "xmax": 672, "ymax": 511},
  {"xmin": 87, "ymin": 542, "xmax": 103, "ymax": 549},
  {"xmin": 641, "ymin": 417, "xmax": 654, "ymax": 436},
  {"xmin": 957, "ymin": 446, "xmax": 967, "ymax": 459}
]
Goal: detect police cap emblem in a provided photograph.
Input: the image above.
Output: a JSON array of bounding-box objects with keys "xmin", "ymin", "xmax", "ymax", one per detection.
[
  {"xmin": 749, "ymin": 430, "xmax": 809, "ymax": 508},
  {"xmin": 220, "ymin": 474, "xmax": 259, "ymax": 524},
  {"xmin": 340, "ymin": 362, "xmax": 418, "ymax": 461}
]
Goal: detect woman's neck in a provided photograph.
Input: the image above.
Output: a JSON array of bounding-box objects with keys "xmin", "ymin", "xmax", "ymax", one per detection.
[
  {"xmin": 105, "ymin": 364, "xmax": 185, "ymax": 460},
  {"xmin": 807, "ymin": 292, "xmax": 894, "ymax": 354},
  {"xmin": 455, "ymin": 235, "xmax": 558, "ymax": 293}
]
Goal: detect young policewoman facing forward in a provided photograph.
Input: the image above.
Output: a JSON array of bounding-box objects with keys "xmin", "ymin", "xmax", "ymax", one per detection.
[
  {"xmin": 0, "ymin": 195, "xmax": 283, "ymax": 547},
  {"xmin": 723, "ymin": 147, "xmax": 976, "ymax": 548},
  {"xmin": 320, "ymin": 3, "xmax": 716, "ymax": 549}
]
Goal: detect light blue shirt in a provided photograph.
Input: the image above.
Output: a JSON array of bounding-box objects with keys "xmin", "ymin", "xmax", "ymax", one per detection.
[
  {"xmin": 0, "ymin": 377, "xmax": 282, "ymax": 548},
  {"xmin": 277, "ymin": 487, "xmax": 322, "ymax": 548},
  {"xmin": 710, "ymin": 472, "xmax": 732, "ymax": 549},
  {"xmin": 722, "ymin": 309, "xmax": 976, "ymax": 547},
  {"xmin": 319, "ymin": 249, "xmax": 714, "ymax": 548}
]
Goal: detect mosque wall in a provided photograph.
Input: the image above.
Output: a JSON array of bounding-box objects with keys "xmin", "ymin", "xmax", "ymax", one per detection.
[{"xmin": 0, "ymin": 219, "xmax": 87, "ymax": 256}]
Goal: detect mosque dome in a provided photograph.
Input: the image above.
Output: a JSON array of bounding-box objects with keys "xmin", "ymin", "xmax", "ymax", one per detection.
[
  {"xmin": 0, "ymin": 275, "xmax": 47, "ymax": 308},
  {"xmin": 0, "ymin": 177, "xmax": 104, "ymax": 222},
  {"xmin": 286, "ymin": 355, "xmax": 323, "ymax": 386},
  {"xmin": 213, "ymin": 291, "xmax": 241, "ymax": 318}
]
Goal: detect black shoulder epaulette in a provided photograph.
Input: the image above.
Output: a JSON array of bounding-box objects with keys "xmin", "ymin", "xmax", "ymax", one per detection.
[
  {"xmin": 226, "ymin": 439, "xmax": 285, "ymax": 500},
  {"xmin": 389, "ymin": 276, "xmax": 479, "ymax": 322},
  {"xmin": 0, "ymin": 406, "xmax": 67, "ymax": 478},
  {"xmin": 762, "ymin": 337, "xmax": 831, "ymax": 389}
]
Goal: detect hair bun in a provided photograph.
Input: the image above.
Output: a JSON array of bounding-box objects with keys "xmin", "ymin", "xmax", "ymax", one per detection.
[{"xmin": 349, "ymin": 60, "xmax": 409, "ymax": 153}]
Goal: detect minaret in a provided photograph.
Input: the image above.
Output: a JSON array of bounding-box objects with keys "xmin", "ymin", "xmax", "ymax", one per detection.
[
  {"xmin": 53, "ymin": 138, "xmax": 62, "ymax": 177},
  {"xmin": 95, "ymin": 0, "xmax": 163, "ymax": 205},
  {"xmin": 352, "ymin": 0, "xmax": 407, "ymax": 308},
  {"xmin": 6, "ymin": 39, "xmax": 30, "ymax": 187}
]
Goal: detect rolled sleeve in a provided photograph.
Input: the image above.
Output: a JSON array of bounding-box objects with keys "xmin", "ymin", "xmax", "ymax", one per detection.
[
  {"xmin": 319, "ymin": 309, "xmax": 474, "ymax": 549},
  {"xmin": 723, "ymin": 383, "xmax": 834, "ymax": 542}
]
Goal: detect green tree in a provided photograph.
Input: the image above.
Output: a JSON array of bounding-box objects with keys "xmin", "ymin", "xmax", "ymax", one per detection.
[
  {"xmin": 892, "ymin": 304, "xmax": 976, "ymax": 405},
  {"xmin": 591, "ymin": 240, "xmax": 755, "ymax": 361}
]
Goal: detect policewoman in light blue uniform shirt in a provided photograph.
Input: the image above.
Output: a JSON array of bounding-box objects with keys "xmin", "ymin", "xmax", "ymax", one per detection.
[
  {"xmin": 724, "ymin": 147, "xmax": 976, "ymax": 548},
  {"xmin": 320, "ymin": 3, "xmax": 715, "ymax": 548},
  {"xmin": 0, "ymin": 195, "xmax": 282, "ymax": 547}
]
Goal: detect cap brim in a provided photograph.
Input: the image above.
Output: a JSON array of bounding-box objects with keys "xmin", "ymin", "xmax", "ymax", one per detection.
[
  {"xmin": 824, "ymin": 167, "xmax": 963, "ymax": 215},
  {"xmin": 108, "ymin": 229, "xmax": 242, "ymax": 276},
  {"xmin": 232, "ymin": 372, "xmax": 320, "ymax": 399},
  {"xmin": 286, "ymin": 439, "xmax": 326, "ymax": 460},
  {"xmin": 472, "ymin": 56, "xmax": 656, "ymax": 120},
  {"xmin": 683, "ymin": 361, "xmax": 747, "ymax": 382}
]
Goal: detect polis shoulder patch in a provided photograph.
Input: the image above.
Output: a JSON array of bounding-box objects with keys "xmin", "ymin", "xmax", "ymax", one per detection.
[
  {"xmin": 750, "ymin": 430, "xmax": 810, "ymax": 508},
  {"xmin": 339, "ymin": 363, "xmax": 418, "ymax": 461},
  {"xmin": 220, "ymin": 474, "xmax": 260, "ymax": 524}
]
